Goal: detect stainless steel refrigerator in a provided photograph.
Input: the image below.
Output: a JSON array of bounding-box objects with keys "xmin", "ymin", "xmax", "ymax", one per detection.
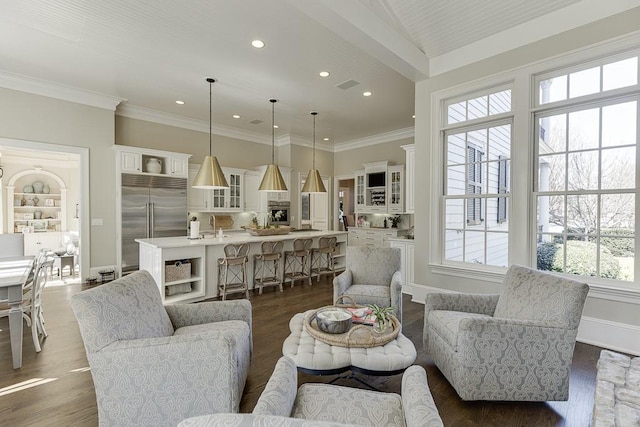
[{"xmin": 121, "ymin": 173, "xmax": 188, "ymax": 273}]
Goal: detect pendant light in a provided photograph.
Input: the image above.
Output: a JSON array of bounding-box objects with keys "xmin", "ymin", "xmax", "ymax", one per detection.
[
  {"xmin": 192, "ymin": 78, "xmax": 229, "ymax": 189},
  {"xmin": 259, "ymin": 98, "xmax": 288, "ymax": 192},
  {"xmin": 301, "ymin": 111, "xmax": 327, "ymax": 193}
]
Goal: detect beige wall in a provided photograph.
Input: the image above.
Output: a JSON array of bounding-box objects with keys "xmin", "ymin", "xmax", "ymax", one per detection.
[
  {"xmin": 116, "ymin": 116, "xmax": 272, "ymax": 170},
  {"xmin": 413, "ymin": 9, "xmax": 640, "ymax": 334},
  {"xmin": 334, "ymin": 138, "xmax": 412, "ymax": 176},
  {"xmin": 0, "ymin": 87, "xmax": 114, "ymax": 268}
]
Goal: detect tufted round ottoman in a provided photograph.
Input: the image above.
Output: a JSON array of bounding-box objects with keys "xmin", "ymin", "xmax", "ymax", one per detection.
[{"xmin": 282, "ymin": 311, "xmax": 417, "ymax": 379}]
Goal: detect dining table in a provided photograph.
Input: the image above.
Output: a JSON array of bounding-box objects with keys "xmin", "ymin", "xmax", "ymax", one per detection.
[{"xmin": 0, "ymin": 256, "xmax": 35, "ymax": 369}]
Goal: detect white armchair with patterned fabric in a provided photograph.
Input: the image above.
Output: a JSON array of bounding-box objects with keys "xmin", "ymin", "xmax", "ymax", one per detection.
[
  {"xmin": 333, "ymin": 246, "xmax": 402, "ymax": 321},
  {"xmin": 423, "ymin": 264, "xmax": 589, "ymax": 401},
  {"xmin": 180, "ymin": 356, "xmax": 444, "ymax": 427},
  {"xmin": 71, "ymin": 270, "xmax": 252, "ymax": 427}
]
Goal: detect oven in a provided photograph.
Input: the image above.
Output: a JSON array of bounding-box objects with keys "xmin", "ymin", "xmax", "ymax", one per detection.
[{"xmin": 268, "ymin": 201, "xmax": 290, "ymax": 226}]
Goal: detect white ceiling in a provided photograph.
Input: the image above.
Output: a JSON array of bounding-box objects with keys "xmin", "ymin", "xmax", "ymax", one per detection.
[{"xmin": 0, "ymin": 0, "xmax": 637, "ymax": 147}]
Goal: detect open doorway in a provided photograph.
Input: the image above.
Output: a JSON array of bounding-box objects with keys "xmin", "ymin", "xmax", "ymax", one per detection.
[
  {"xmin": 0, "ymin": 138, "xmax": 89, "ymax": 283},
  {"xmin": 337, "ymin": 177, "xmax": 354, "ymax": 231}
]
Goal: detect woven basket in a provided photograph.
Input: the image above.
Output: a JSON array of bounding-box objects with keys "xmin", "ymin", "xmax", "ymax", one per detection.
[
  {"xmin": 245, "ymin": 226, "xmax": 292, "ymax": 236},
  {"xmin": 165, "ymin": 261, "xmax": 191, "ymax": 282},
  {"xmin": 304, "ymin": 301, "xmax": 400, "ymax": 348}
]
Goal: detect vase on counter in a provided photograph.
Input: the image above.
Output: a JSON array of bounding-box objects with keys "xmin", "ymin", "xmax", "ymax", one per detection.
[
  {"xmin": 146, "ymin": 158, "xmax": 162, "ymax": 174},
  {"xmin": 34, "ymin": 210, "xmax": 42, "ymax": 219}
]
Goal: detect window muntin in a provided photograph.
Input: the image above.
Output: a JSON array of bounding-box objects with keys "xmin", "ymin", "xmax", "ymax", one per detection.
[
  {"xmin": 446, "ymin": 88, "xmax": 511, "ymax": 125},
  {"xmin": 444, "ymin": 119, "xmax": 511, "ymax": 267},
  {"xmin": 536, "ymin": 97, "xmax": 638, "ymax": 281},
  {"xmin": 537, "ymin": 55, "xmax": 638, "ymax": 106}
]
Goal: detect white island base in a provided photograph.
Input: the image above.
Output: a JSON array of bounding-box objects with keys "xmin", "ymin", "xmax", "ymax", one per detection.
[{"xmin": 136, "ymin": 230, "xmax": 347, "ymax": 304}]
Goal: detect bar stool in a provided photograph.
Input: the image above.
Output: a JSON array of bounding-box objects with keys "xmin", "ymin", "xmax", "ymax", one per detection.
[
  {"xmin": 283, "ymin": 238, "xmax": 313, "ymax": 287},
  {"xmin": 310, "ymin": 236, "xmax": 337, "ymax": 283},
  {"xmin": 253, "ymin": 241, "xmax": 284, "ymax": 295},
  {"xmin": 217, "ymin": 243, "xmax": 250, "ymax": 300}
]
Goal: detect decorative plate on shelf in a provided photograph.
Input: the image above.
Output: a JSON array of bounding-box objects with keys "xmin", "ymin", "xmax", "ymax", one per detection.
[{"xmin": 244, "ymin": 226, "xmax": 292, "ymax": 236}]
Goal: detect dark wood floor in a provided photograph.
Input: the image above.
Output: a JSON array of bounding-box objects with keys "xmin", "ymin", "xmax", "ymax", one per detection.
[{"xmin": 0, "ymin": 277, "xmax": 601, "ymax": 426}]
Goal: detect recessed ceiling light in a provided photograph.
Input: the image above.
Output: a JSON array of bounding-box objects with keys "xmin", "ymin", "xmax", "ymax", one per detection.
[
  {"xmin": 175, "ymin": 100, "xmax": 184, "ymax": 105},
  {"xmin": 323, "ymin": 137, "xmax": 329, "ymax": 141},
  {"xmin": 273, "ymin": 125, "xmax": 279, "ymax": 129},
  {"xmin": 319, "ymin": 71, "xmax": 330, "ymax": 77},
  {"xmin": 233, "ymin": 114, "xmax": 241, "ymax": 119},
  {"xmin": 363, "ymin": 91, "xmax": 372, "ymax": 97},
  {"xmin": 251, "ymin": 40, "xmax": 265, "ymax": 48}
]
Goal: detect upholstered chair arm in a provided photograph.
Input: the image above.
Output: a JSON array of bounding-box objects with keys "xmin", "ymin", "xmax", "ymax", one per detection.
[
  {"xmin": 423, "ymin": 292, "xmax": 500, "ymax": 348},
  {"xmin": 401, "ymin": 365, "xmax": 444, "ymax": 427},
  {"xmin": 389, "ymin": 270, "xmax": 403, "ymax": 321},
  {"xmin": 252, "ymin": 356, "xmax": 298, "ymax": 417},
  {"xmin": 425, "ymin": 292, "xmax": 500, "ymax": 315},
  {"xmin": 88, "ymin": 331, "xmax": 246, "ymax": 424},
  {"xmin": 165, "ymin": 299, "xmax": 252, "ymax": 329},
  {"xmin": 332, "ymin": 269, "xmax": 353, "ymax": 303}
]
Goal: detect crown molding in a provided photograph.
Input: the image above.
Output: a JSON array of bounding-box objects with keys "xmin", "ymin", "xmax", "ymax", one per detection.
[
  {"xmin": 116, "ymin": 104, "xmax": 271, "ymax": 145},
  {"xmin": 287, "ymin": 134, "xmax": 334, "ymax": 152},
  {"xmin": 0, "ymin": 70, "xmax": 125, "ymax": 110},
  {"xmin": 333, "ymin": 127, "xmax": 414, "ymax": 152}
]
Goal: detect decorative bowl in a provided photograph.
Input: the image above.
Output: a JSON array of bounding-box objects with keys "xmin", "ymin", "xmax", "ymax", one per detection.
[
  {"xmin": 23, "ymin": 185, "xmax": 34, "ymax": 193},
  {"xmin": 315, "ymin": 307, "xmax": 353, "ymax": 334},
  {"xmin": 54, "ymin": 248, "xmax": 67, "ymax": 256}
]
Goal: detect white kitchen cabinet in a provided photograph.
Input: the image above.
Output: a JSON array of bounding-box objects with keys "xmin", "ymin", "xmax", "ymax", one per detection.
[
  {"xmin": 188, "ymin": 164, "xmax": 208, "ymax": 211},
  {"xmin": 23, "ymin": 231, "xmax": 64, "ymax": 256},
  {"xmin": 139, "ymin": 243, "xmax": 206, "ymax": 304},
  {"xmin": 211, "ymin": 168, "xmax": 244, "ymax": 211},
  {"xmin": 389, "ymin": 238, "xmax": 414, "ymax": 287},
  {"xmin": 188, "ymin": 165, "xmax": 244, "ymax": 212},
  {"xmin": 347, "ymin": 227, "xmax": 407, "ymax": 247},
  {"xmin": 120, "ymin": 151, "xmax": 141, "ymax": 173},
  {"xmin": 355, "ymin": 161, "xmax": 406, "ymax": 214},
  {"xmin": 114, "ymin": 146, "xmax": 191, "ymax": 178},
  {"xmin": 402, "ymin": 144, "xmax": 415, "ymax": 214},
  {"xmin": 255, "ymin": 165, "xmax": 292, "ymax": 202},
  {"xmin": 243, "ymin": 170, "xmax": 261, "ymax": 212},
  {"xmin": 387, "ymin": 165, "xmax": 404, "ymax": 214},
  {"xmin": 354, "ymin": 171, "xmax": 366, "ymax": 212}
]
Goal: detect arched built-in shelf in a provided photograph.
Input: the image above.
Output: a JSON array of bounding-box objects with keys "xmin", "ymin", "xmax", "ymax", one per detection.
[{"xmin": 6, "ymin": 167, "xmax": 67, "ymax": 234}]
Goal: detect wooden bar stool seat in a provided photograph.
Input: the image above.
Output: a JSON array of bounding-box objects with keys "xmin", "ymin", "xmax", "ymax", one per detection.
[
  {"xmin": 283, "ymin": 238, "xmax": 313, "ymax": 287},
  {"xmin": 217, "ymin": 243, "xmax": 250, "ymax": 300},
  {"xmin": 253, "ymin": 241, "xmax": 284, "ymax": 295}
]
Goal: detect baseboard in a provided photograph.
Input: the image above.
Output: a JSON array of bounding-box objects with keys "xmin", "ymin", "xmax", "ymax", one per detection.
[
  {"xmin": 577, "ymin": 316, "xmax": 640, "ymax": 356},
  {"xmin": 403, "ymin": 284, "xmax": 640, "ymax": 356}
]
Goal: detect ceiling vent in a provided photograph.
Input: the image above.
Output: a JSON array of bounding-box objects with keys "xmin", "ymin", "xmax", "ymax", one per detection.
[
  {"xmin": 336, "ymin": 79, "xmax": 360, "ymax": 90},
  {"xmin": 249, "ymin": 119, "xmax": 263, "ymax": 125}
]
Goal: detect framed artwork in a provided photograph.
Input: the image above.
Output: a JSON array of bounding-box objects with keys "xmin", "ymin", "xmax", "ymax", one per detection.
[
  {"xmin": 45, "ymin": 199, "xmax": 55, "ymax": 207},
  {"xmin": 28, "ymin": 220, "xmax": 47, "ymax": 231},
  {"xmin": 23, "ymin": 213, "xmax": 34, "ymax": 220}
]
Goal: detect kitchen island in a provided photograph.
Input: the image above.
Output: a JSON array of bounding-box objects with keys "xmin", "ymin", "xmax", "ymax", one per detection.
[{"xmin": 136, "ymin": 230, "xmax": 347, "ymax": 303}]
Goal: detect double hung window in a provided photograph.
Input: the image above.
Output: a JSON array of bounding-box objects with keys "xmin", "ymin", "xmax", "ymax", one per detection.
[
  {"xmin": 443, "ymin": 88, "xmax": 512, "ymax": 266},
  {"xmin": 534, "ymin": 54, "xmax": 639, "ymax": 281}
]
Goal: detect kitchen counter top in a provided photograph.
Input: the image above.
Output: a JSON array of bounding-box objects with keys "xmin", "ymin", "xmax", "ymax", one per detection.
[{"xmin": 136, "ymin": 230, "xmax": 347, "ymax": 249}]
